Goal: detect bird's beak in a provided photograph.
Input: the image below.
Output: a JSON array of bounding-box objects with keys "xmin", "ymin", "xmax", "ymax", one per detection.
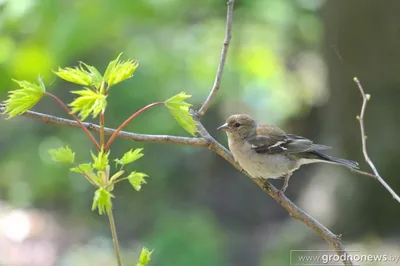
[{"xmin": 217, "ymin": 123, "xmax": 230, "ymax": 131}]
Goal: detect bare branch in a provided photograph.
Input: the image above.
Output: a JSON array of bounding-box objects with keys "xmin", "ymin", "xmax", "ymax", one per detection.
[
  {"xmin": 197, "ymin": 0, "xmax": 234, "ymax": 116},
  {"xmin": 0, "ymin": 105, "xmax": 208, "ymax": 147},
  {"xmin": 353, "ymin": 77, "xmax": 400, "ymax": 203},
  {"xmin": 351, "ymin": 169, "xmax": 379, "ymax": 180}
]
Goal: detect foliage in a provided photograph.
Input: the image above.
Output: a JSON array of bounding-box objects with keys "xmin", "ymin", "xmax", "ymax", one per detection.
[
  {"xmin": 1, "ymin": 52, "xmax": 204, "ymax": 265},
  {"xmin": 136, "ymin": 247, "xmax": 153, "ymax": 266},
  {"xmin": 104, "ymin": 53, "xmax": 139, "ymax": 87},
  {"xmin": 115, "ymin": 148, "xmax": 144, "ymax": 167},
  {"xmin": 165, "ymin": 92, "xmax": 197, "ymax": 136},
  {"xmin": 48, "ymin": 146, "xmax": 75, "ymax": 163},
  {"xmin": 69, "ymin": 89, "xmax": 107, "ymax": 120},
  {"xmin": 128, "ymin": 172, "xmax": 148, "ymax": 191},
  {"xmin": 2, "ymin": 78, "xmax": 45, "ymax": 118},
  {"xmin": 92, "ymin": 188, "xmax": 114, "ymax": 215}
]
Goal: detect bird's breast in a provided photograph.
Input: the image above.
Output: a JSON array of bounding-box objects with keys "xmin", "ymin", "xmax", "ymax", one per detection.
[{"xmin": 228, "ymin": 139, "xmax": 298, "ymax": 179}]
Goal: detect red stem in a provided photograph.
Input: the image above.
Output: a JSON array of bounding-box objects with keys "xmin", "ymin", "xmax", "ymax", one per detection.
[
  {"xmin": 45, "ymin": 92, "xmax": 101, "ymax": 150},
  {"xmin": 104, "ymin": 102, "xmax": 164, "ymax": 151}
]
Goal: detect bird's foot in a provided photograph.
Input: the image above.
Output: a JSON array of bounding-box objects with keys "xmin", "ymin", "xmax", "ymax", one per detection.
[
  {"xmin": 278, "ymin": 187, "xmax": 287, "ymax": 201},
  {"xmin": 278, "ymin": 174, "xmax": 291, "ymax": 201}
]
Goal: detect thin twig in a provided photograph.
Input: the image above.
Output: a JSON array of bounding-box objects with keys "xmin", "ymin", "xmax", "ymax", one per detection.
[
  {"xmin": 104, "ymin": 102, "xmax": 164, "ymax": 151},
  {"xmin": 107, "ymin": 209, "xmax": 122, "ymax": 266},
  {"xmin": 351, "ymin": 169, "xmax": 379, "ymax": 180},
  {"xmin": 44, "ymin": 92, "xmax": 101, "ymax": 150},
  {"xmin": 197, "ymin": 0, "xmax": 234, "ymax": 116},
  {"xmin": 353, "ymin": 77, "xmax": 400, "ymax": 203}
]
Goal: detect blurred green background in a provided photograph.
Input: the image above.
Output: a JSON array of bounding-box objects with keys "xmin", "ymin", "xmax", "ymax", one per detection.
[{"xmin": 1, "ymin": 0, "xmax": 400, "ymax": 265}]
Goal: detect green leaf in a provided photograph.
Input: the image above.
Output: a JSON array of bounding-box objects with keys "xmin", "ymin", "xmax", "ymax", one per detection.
[
  {"xmin": 110, "ymin": 170, "xmax": 125, "ymax": 183},
  {"xmin": 91, "ymin": 150, "xmax": 109, "ymax": 171},
  {"xmin": 2, "ymin": 78, "xmax": 45, "ymax": 119},
  {"xmin": 54, "ymin": 66, "xmax": 91, "ymax": 86},
  {"xmin": 127, "ymin": 172, "xmax": 148, "ymax": 191},
  {"xmin": 79, "ymin": 62, "xmax": 103, "ymax": 89},
  {"xmin": 54, "ymin": 63, "xmax": 103, "ymax": 88},
  {"xmin": 69, "ymin": 89, "xmax": 107, "ymax": 120},
  {"xmin": 136, "ymin": 247, "xmax": 153, "ymax": 266},
  {"xmin": 165, "ymin": 92, "xmax": 197, "ymax": 136},
  {"xmin": 104, "ymin": 53, "xmax": 122, "ymax": 81},
  {"xmin": 70, "ymin": 163, "xmax": 98, "ymax": 185},
  {"xmin": 165, "ymin": 91, "xmax": 192, "ymax": 104},
  {"xmin": 70, "ymin": 163, "xmax": 93, "ymax": 173},
  {"xmin": 91, "ymin": 188, "xmax": 114, "ymax": 215},
  {"xmin": 49, "ymin": 146, "xmax": 75, "ymax": 163},
  {"xmin": 114, "ymin": 148, "xmax": 144, "ymax": 167},
  {"xmin": 104, "ymin": 53, "xmax": 139, "ymax": 87}
]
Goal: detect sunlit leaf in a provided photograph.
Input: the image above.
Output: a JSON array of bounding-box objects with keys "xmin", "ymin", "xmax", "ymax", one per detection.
[
  {"xmin": 54, "ymin": 66, "xmax": 91, "ymax": 86},
  {"xmin": 2, "ymin": 78, "xmax": 45, "ymax": 119},
  {"xmin": 80, "ymin": 62, "xmax": 103, "ymax": 89},
  {"xmin": 165, "ymin": 91, "xmax": 192, "ymax": 104},
  {"xmin": 110, "ymin": 170, "xmax": 125, "ymax": 183},
  {"xmin": 70, "ymin": 162, "xmax": 93, "ymax": 173},
  {"xmin": 103, "ymin": 53, "xmax": 122, "ymax": 81},
  {"xmin": 69, "ymin": 89, "xmax": 107, "ymax": 120},
  {"xmin": 70, "ymin": 163, "xmax": 99, "ymax": 185},
  {"xmin": 91, "ymin": 150, "xmax": 109, "ymax": 171},
  {"xmin": 104, "ymin": 53, "xmax": 139, "ymax": 87},
  {"xmin": 114, "ymin": 148, "xmax": 144, "ymax": 167},
  {"xmin": 91, "ymin": 188, "xmax": 114, "ymax": 215},
  {"xmin": 49, "ymin": 146, "xmax": 75, "ymax": 163},
  {"xmin": 54, "ymin": 63, "xmax": 103, "ymax": 88},
  {"xmin": 136, "ymin": 247, "xmax": 153, "ymax": 266},
  {"xmin": 165, "ymin": 92, "xmax": 197, "ymax": 136},
  {"xmin": 127, "ymin": 172, "xmax": 148, "ymax": 191}
]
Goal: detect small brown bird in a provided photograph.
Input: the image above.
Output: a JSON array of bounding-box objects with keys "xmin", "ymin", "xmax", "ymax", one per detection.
[{"xmin": 217, "ymin": 114, "xmax": 358, "ymax": 196}]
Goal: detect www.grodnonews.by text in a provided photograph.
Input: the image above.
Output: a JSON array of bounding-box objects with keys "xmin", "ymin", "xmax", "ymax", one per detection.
[{"xmin": 290, "ymin": 250, "xmax": 400, "ymax": 265}]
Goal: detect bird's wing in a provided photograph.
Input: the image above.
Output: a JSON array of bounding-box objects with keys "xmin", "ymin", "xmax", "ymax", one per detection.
[{"xmin": 248, "ymin": 130, "xmax": 331, "ymax": 154}]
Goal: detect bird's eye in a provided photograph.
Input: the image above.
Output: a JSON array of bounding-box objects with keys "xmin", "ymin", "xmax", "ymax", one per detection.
[{"xmin": 233, "ymin": 122, "xmax": 241, "ymax": 128}]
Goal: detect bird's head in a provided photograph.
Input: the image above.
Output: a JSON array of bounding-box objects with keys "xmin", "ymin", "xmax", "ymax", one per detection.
[{"xmin": 217, "ymin": 114, "xmax": 256, "ymax": 140}]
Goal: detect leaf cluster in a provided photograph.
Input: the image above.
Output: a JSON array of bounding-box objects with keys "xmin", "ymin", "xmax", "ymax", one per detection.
[{"xmin": 49, "ymin": 146, "xmax": 148, "ymax": 215}]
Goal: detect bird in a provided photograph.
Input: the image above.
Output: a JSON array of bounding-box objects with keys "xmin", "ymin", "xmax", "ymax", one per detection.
[{"xmin": 217, "ymin": 114, "xmax": 358, "ymax": 197}]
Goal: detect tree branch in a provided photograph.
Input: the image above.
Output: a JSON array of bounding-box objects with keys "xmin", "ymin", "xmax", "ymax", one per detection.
[
  {"xmin": 353, "ymin": 77, "xmax": 400, "ymax": 203},
  {"xmin": 0, "ymin": 105, "xmax": 208, "ymax": 147},
  {"xmin": 197, "ymin": 0, "xmax": 234, "ymax": 116}
]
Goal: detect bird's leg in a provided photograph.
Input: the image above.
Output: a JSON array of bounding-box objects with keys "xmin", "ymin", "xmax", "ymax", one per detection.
[{"xmin": 278, "ymin": 173, "xmax": 292, "ymax": 200}]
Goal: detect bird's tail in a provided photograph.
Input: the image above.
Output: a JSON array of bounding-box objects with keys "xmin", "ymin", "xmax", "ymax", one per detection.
[{"xmin": 310, "ymin": 151, "xmax": 359, "ymax": 169}]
